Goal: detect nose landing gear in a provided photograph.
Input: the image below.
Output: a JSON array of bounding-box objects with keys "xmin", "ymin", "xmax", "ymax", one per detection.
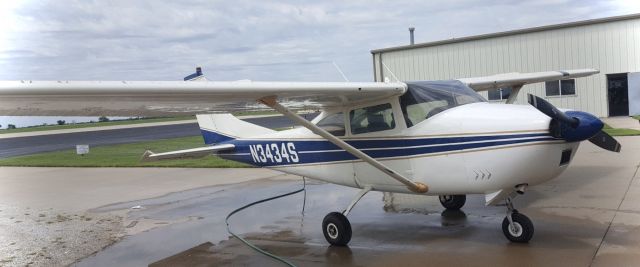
[{"xmin": 501, "ymin": 194, "xmax": 534, "ymax": 243}]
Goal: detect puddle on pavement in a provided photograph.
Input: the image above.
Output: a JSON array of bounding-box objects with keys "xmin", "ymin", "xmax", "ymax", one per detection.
[{"xmin": 74, "ymin": 178, "xmax": 616, "ymax": 266}]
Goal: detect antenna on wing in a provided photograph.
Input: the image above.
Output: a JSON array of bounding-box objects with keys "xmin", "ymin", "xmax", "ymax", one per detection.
[
  {"xmin": 381, "ymin": 62, "xmax": 400, "ymax": 83},
  {"xmin": 332, "ymin": 61, "xmax": 350, "ymax": 82}
]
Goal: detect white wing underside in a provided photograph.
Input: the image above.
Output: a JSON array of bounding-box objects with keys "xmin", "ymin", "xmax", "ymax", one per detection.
[
  {"xmin": 0, "ymin": 69, "xmax": 598, "ymax": 116},
  {"xmin": 0, "ymin": 81, "xmax": 406, "ymax": 116},
  {"xmin": 460, "ymin": 69, "xmax": 599, "ymax": 91}
]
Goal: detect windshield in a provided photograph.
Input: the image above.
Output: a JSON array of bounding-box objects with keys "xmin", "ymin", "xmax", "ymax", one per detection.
[{"xmin": 400, "ymin": 80, "xmax": 486, "ymax": 127}]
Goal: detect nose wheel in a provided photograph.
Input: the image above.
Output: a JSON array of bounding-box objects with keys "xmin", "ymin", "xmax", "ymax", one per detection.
[{"xmin": 502, "ymin": 196, "xmax": 534, "ymax": 243}]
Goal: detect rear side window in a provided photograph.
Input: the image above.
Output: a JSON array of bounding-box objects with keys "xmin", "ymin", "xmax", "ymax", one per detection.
[
  {"xmin": 350, "ymin": 103, "xmax": 395, "ymax": 134},
  {"xmin": 316, "ymin": 112, "xmax": 345, "ymax": 136}
]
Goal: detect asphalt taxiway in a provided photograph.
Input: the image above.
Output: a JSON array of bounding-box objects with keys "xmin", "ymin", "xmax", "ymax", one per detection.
[
  {"xmin": 0, "ymin": 114, "xmax": 317, "ymax": 158},
  {"xmin": 0, "ymin": 137, "xmax": 639, "ymax": 266}
]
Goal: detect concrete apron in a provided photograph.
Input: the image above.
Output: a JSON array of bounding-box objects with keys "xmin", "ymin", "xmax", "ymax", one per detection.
[{"xmin": 601, "ymin": 117, "xmax": 640, "ymax": 130}]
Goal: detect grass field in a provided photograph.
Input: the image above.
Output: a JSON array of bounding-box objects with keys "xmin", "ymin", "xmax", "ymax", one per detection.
[
  {"xmin": 0, "ymin": 136, "xmax": 250, "ymax": 168},
  {"xmin": 603, "ymin": 124, "xmax": 640, "ymax": 136},
  {"xmin": 0, "ymin": 116, "xmax": 195, "ymax": 134}
]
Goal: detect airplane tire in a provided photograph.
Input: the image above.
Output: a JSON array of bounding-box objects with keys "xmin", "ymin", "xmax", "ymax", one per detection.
[
  {"xmin": 322, "ymin": 212, "xmax": 352, "ymax": 246},
  {"xmin": 439, "ymin": 195, "xmax": 466, "ymax": 210},
  {"xmin": 502, "ymin": 212, "xmax": 534, "ymax": 243}
]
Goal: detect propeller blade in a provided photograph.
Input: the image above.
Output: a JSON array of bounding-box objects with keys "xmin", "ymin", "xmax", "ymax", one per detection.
[
  {"xmin": 527, "ymin": 94, "xmax": 579, "ymax": 128},
  {"xmin": 588, "ymin": 131, "xmax": 622, "ymax": 152}
]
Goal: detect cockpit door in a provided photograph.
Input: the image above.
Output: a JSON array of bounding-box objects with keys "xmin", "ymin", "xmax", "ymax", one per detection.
[{"xmin": 350, "ymin": 99, "xmax": 413, "ymax": 189}]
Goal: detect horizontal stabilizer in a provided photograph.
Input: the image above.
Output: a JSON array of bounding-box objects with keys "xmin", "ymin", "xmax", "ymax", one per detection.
[
  {"xmin": 196, "ymin": 114, "xmax": 275, "ymax": 144},
  {"xmin": 141, "ymin": 143, "xmax": 234, "ymax": 162}
]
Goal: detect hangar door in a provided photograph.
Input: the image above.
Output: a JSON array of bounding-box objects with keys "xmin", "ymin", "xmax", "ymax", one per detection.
[
  {"xmin": 607, "ymin": 73, "xmax": 629, "ymax": 116},
  {"xmin": 629, "ymin": 72, "xmax": 640, "ymax": 116}
]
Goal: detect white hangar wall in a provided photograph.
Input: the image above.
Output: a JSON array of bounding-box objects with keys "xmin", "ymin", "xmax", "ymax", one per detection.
[{"xmin": 372, "ymin": 14, "xmax": 640, "ymax": 117}]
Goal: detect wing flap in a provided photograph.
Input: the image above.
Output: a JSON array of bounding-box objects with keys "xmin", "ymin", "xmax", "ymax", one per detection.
[{"xmin": 0, "ymin": 81, "xmax": 406, "ymax": 116}]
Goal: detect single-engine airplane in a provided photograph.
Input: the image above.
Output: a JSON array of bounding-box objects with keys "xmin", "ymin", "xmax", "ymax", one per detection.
[{"xmin": 0, "ymin": 68, "xmax": 620, "ymax": 245}]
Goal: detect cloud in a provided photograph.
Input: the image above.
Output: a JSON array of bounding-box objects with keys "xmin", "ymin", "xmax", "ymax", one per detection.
[{"xmin": 0, "ymin": 0, "xmax": 638, "ymax": 82}]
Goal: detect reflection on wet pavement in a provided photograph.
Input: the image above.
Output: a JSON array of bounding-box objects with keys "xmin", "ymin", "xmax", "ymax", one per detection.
[{"xmin": 70, "ymin": 176, "xmax": 612, "ymax": 266}]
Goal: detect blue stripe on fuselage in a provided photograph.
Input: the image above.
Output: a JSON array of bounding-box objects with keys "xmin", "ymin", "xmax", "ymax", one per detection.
[
  {"xmin": 204, "ymin": 130, "xmax": 557, "ymax": 167},
  {"xmin": 225, "ymin": 132, "xmax": 549, "ymax": 151}
]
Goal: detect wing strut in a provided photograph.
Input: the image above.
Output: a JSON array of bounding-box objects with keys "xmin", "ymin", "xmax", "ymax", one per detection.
[
  {"xmin": 259, "ymin": 96, "xmax": 429, "ymax": 193},
  {"xmin": 505, "ymin": 85, "xmax": 522, "ymax": 104}
]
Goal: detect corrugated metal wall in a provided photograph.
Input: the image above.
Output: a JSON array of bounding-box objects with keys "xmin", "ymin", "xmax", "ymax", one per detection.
[{"xmin": 372, "ymin": 18, "xmax": 640, "ymax": 117}]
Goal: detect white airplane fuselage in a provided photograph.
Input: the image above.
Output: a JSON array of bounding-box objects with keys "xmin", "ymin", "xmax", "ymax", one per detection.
[{"xmin": 213, "ymin": 100, "xmax": 578, "ymax": 196}]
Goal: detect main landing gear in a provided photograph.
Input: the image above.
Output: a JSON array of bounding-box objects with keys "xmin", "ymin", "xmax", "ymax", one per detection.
[
  {"xmin": 439, "ymin": 195, "xmax": 466, "ymax": 210},
  {"xmin": 501, "ymin": 185, "xmax": 534, "ymax": 243},
  {"xmin": 322, "ymin": 185, "xmax": 534, "ymax": 245},
  {"xmin": 322, "ymin": 186, "xmax": 371, "ymax": 246}
]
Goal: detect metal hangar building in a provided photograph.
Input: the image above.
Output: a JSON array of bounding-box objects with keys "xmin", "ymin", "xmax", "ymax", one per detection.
[{"xmin": 371, "ymin": 13, "xmax": 640, "ymax": 117}]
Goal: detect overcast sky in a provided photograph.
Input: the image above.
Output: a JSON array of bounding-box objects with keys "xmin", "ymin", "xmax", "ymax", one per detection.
[{"xmin": 0, "ymin": 0, "xmax": 639, "ymax": 82}]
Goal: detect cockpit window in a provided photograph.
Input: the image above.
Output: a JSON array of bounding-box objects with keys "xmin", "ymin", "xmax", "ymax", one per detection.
[
  {"xmin": 400, "ymin": 80, "xmax": 486, "ymax": 127},
  {"xmin": 317, "ymin": 112, "xmax": 345, "ymax": 136},
  {"xmin": 350, "ymin": 103, "xmax": 395, "ymax": 134}
]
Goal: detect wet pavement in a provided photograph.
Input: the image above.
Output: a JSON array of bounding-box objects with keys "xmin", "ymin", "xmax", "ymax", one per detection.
[
  {"xmin": 0, "ymin": 168, "xmax": 291, "ymax": 266},
  {"xmin": 1, "ymin": 136, "xmax": 639, "ymax": 266}
]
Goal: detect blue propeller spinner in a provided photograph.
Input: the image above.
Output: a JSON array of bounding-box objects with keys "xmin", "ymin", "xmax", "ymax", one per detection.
[{"xmin": 527, "ymin": 94, "xmax": 621, "ymax": 152}]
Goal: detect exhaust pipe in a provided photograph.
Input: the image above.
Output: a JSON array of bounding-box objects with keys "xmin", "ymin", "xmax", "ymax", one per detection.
[{"xmin": 409, "ymin": 27, "xmax": 415, "ymax": 45}]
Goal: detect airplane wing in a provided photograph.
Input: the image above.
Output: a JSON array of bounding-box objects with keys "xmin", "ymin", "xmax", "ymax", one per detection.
[
  {"xmin": 459, "ymin": 69, "xmax": 599, "ymax": 91},
  {"xmin": 0, "ymin": 81, "xmax": 406, "ymax": 116}
]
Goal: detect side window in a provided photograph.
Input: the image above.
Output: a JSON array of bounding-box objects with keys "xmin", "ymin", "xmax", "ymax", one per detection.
[
  {"xmin": 546, "ymin": 79, "xmax": 575, "ymax": 96},
  {"xmin": 316, "ymin": 112, "xmax": 345, "ymax": 136},
  {"xmin": 560, "ymin": 79, "xmax": 576, "ymax": 95},
  {"xmin": 349, "ymin": 103, "xmax": 395, "ymax": 134},
  {"xmin": 404, "ymin": 100, "xmax": 448, "ymax": 126},
  {"xmin": 487, "ymin": 87, "xmax": 512, "ymax": 101},
  {"xmin": 545, "ymin": 81, "xmax": 560, "ymax": 96}
]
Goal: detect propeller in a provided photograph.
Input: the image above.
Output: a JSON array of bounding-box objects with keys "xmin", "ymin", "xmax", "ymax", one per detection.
[
  {"xmin": 527, "ymin": 94, "xmax": 621, "ymax": 152},
  {"xmin": 588, "ymin": 131, "xmax": 622, "ymax": 152},
  {"xmin": 527, "ymin": 94, "xmax": 579, "ymax": 128}
]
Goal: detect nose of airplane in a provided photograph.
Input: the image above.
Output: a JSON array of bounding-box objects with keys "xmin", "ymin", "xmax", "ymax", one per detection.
[
  {"xmin": 527, "ymin": 93, "xmax": 621, "ymax": 152},
  {"xmin": 555, "ymin": 111, "xmax": 603, "ymax": 142}
]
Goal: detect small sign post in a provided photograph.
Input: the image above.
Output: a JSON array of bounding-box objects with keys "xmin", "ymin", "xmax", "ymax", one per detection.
[{"xmin": 76, "ymin": 145, "xmax": 90, "ymax": 156}]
